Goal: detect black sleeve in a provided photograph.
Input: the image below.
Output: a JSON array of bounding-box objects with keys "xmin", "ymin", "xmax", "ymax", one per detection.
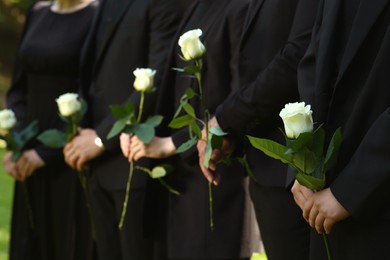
[
  {"xmin": 330, "ymin": 108, "xmax": 390, "ymax": 218},
  {"xmin": 216, "ymin": 0, "xmax": 320, "ymax": 136}
]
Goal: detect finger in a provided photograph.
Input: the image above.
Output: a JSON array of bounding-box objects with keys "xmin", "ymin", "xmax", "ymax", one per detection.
[
  {"xmin": 66, "ymin": 154, "xmax": 80, "ymax": 169},
  {"xmin": 199, "ymin": 158, "xmax": 220, "ymax": 185},
  {"xmin": 133, "ymin": 149, "xmax": 146, "ymax": 162},
  {"xmin": 120, "ymin": 133, "xmax": 131, "ymax": 157},
  {"xmin": 323, "ymin": 218, "xmax": 335, "ymax": 234},
  {"xmin": 128, "ymin": 145, "xmax": 140, "ymax": 163},
  {"xmin": 308, "ymin": 206, "xmax": 319, "ymax": 229},
  {"xmin": 314, "ymin": 213, "xmax": 326, "ymax": 234},
  {"xmin": 291, "ymin": 187, "xmax": 307, "ymax": 211},
  {"xmin": 303, "ymin": 198, "xmax": 314, "ymax": 222},
  {"xmin": 76, "ymin": 156, "xmax": 87, "ymax": 172}
]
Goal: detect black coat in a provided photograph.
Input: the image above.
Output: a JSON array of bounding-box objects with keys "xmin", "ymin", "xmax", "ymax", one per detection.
[
  {"xmin": 215, "ymin": 0, "xmax": 320, "ymax": 186},
  {"xmin": 79, "ymin": 0, "xmax": 181, "ymax": 190},
  {"xmin": 155, "ymin": 0, "xmax": 250, "ymax": 258},
  {"xmin": 298, "ymin": 0, "xmax": 390, "ymax": 258}
]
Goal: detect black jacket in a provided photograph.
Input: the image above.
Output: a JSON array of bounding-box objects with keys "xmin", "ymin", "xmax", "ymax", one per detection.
[
  {"xmin": 298, "ymin": 0, "xmax": 390, "ymax": 258},
  {"xmin": 215, "ymin": 0, "xmax": 320, "ymax": 186},
  {"xmin": 80, "ymin": 0, "xmax": 181, "ymax": 190}
]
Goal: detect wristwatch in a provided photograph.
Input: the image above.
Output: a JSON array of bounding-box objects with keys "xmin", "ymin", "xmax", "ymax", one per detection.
[{"xmin": 94, "ymin": 136, "xmax": 104, "ymax": 149}]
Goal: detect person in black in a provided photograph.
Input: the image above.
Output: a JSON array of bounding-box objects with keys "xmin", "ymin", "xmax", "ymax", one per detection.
[
  {"xmin": 120, "ymin": 0, "xmax": 251, "ymax": 259},
  {"xmin": 292, "ymin": 0, "xmax": 390, "ymax": 259},
  {"xmin": 3, "ymin": 1, "xmax": 97, "ymax": 259},
  {"xmin": 196, "ymin": 0, "xmax": 320, "ymax": 259},
  {"xmin": 62, "ymin": 0, "xmax": 182, "ymax": 259}
]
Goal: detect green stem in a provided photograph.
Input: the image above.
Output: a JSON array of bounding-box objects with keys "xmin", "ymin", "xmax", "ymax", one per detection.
[
  {"xmin": 208, "ymin": 182, "xmax": 214, "ymax": 231},
  {"xmin": 195, "ymin": 58, "xmax": 214, "ymax": 231},
  {"xmin": 137, "ymin": 92, "xmax": 145, "ymax": 123},
  {"xmin": 158, "ymin": 178, "xmax": 180, "ymax": 196},
  {"xmin": 77, "ymin": 170, "xmax": 96, "ymax": 240},
  {"xmin": 118, "ymin": 162, "xmax": 134, "ymax": 230},
  {"xmin": 322, "ymin": 233, "xmax": 332, "ymax": 260},
  {"xmin": 22, "ymin": 181, "xmax": 34, "ymax": 230},
  {"xmin": 135, "ymin": 166, "xmax": 181, "ymax": 196}
]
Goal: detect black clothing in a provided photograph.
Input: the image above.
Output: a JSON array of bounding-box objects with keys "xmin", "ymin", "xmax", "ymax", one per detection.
[
  {"xmin": 156, "ymin": 0, "xmax": 250, "ymax": 258},
  {"xmin": 79, "ymin": 0, "xmax": 181, "ymax": 258},
  {"xmin": 212, "ymin": 0, "xmax": 320, "ymax": 258},
  {"xmin": 6, "ymin": 2, "xmax": 97, "ymax": 260},
  {"xmin": 298, "ymin": 0, "xmax": 390, "ymax": 258}
]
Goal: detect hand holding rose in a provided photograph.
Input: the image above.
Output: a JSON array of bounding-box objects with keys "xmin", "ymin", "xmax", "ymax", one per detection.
[
  {"xmin": 64, "ymin": 128, "xmax": 104, "ymax": 171},
  {"xmin": 196, "ymin": 116, "xmax": 235, "ymax": 185},
  {"xmin": 291, "ymin": 183, "xmax": 350, "ymax": 234},
  {"xmin": 119, "ymin": 133, "xmax": 176, "ymax": 162}
]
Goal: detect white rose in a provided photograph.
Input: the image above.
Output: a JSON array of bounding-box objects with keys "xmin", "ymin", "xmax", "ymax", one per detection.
[
  {"xmin": 133, "ymin": 68, "xmax": 156, "ymax": 92},
  {"xmin": 0, "ymin": 109, "xmax": 16, "ymax": 132},
  {"xmin": 178, "ymin": 29, "xmax": 206, "ymax": 61},
  {"xmin": 56, "ymin": 93, "xmax": 81, "ymax": 117},
  {"xmin": 279, "ymin": 102, "xmax": 314, "ymax": 139}
]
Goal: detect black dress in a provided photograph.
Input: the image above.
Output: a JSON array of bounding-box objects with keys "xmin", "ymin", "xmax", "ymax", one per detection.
[
  {"xmin": 156, "ymin": 0, "xmax": 250, "ymax": 258},
  {"xmin": 6, "ymin": 2, "xmax": 97, "ymax": 260}
]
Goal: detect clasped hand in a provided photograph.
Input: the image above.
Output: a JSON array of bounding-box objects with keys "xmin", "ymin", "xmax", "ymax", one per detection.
[
  {"xmin": 3, "ymin": 150, "xmax": 45, "ymax": 181},
  {"xmin": 63, "ymin": 128, "xmax": 104, "ymax": 171},
  {"xmin": 119, "ymin": 133, "xmax": 176, "ymax": 162},
  {"xmin": 291, "ymin": 180, "xmax": 350, "ymax": 234}
]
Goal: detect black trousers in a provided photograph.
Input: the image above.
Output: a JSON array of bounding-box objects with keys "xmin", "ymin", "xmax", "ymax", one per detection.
[
  {"xmin": 249, "ymin": 180, "xmax": 310, "ymax": 260},
  {"xmin": 89, "ymin": 174, "xmax": 166, "ymax": 260}
]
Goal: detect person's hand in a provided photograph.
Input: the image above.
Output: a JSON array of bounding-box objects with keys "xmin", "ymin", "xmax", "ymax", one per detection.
[
  {"xmin": 128, "ymin": 136, "xmax": 176, "ymax": 162},
  {"xmin": 63, "ymin": 128, "xmax": 104, "ymax": 171},
  {"xmin": 304, "ymin": 187, "xmax": 350, "ymax": 234},
  {"xmin": 120, "ymin": 133, "xmax": 131, "ymax": 157},
  {"xmin": 197, "ymin": 116, "xmax": 234, "ymax": 186},
  {"xmin": 291, "ymin": 180, "xmax": 314, "ymax": 211},
  {"xmin": 3, "ymin": 151, "xmax": 23, "ymax": 181},
  {"xmin": 16, "ymin": 149, "xmax": 45, "ymax": 180}
]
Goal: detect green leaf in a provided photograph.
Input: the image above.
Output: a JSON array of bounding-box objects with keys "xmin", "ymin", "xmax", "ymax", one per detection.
[
  {"xmin": 110, "ymin": 101, "xmax": 135, "ymax": 119},
  {"xmin": 145, "ymin": 115, "xmax": 163, "ymax": 127},
  {"xmin": 173, "ymin": 102, "xmax": 185, "ymax": 119},
  {"xmin": 311, "ymin": 127, "xmax": 326, "ymax": 158},
  {"xmin": 247, "ymin": 136, "xmax": 292, "ymax": 164},
  {"xmin": 185, "ymin": 88, "xmax": 195, "ymax": 99},
  {"xmin": 169, "ymin": 115, "xmax": 195, "ymax": 129},
  {"xmin": 323, "ymin": 128, "xmax": 342, "ymax": 173},
  {"xmin": 209, "ymin": 126, "xmax": 227, "ymax": 136},
  {"xmin": 107, "ymin": 117, "xmax": 129, "ymax": 139},
  {"xmin": 203, "ymin": 139, "xmax": 213, "ymax": 168},
  {"xmin": 150, "ymin": 166, "xmax": 168, "ymax": 179},
  {"xmin": 37, "ymin": 129, "xmax": 67, "ymax": 148},
  {"xmin": 184, "ymin": 65, "xmax": 201, "ymax": 75},
  {"xmin": 296, "ymin": 172, "xmax": 326, "ymax": 191},
  {"xmin": 285, "ymin": 132, "xmax": 313, "ymax": 154},
  {"xmin": 189, "ymin": 121, "xmax": 202, "ymax": 139},
  {"xmin": 176, "ymin": 136, "xmax": 197, "ymax": 153},
  {"xmin": 183, "ymin": 103, "xmax": 196, "ymax": 118},
  {"xmin": 291, "ymin": 148, "xmax": 317, "ymax": 174},
  {"xmin": 18, "ymin": 120, "xmax": 39, "ymax": 147},
  {"xmin": 133, "ymin": 123, "xmax": 155, "ymax": 144}
]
